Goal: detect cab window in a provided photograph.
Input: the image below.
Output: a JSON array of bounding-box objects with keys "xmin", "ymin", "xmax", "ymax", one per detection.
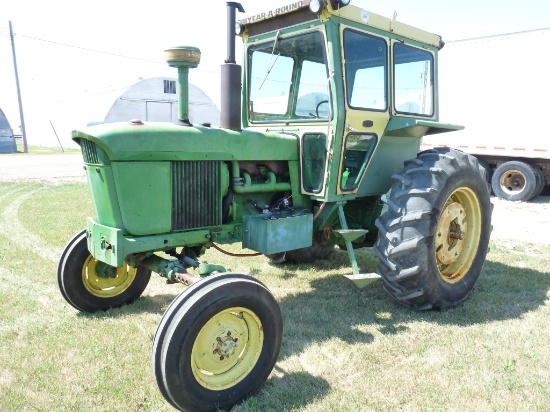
[
  {"xmin": 301, "ymin": 133, "xmax": 327, "ymax": 193},
  {"xmin": 248, "ymin": 31, "xmax": 331, "ymax": 122},
  {"xmin": 394, "ymin": 43, "xmax": 434, "ymax": 116},
  {"xmin": 343, "ymin": 29, "xmax": 388, "ymax": 111},
  {"xmin": 340, "ymin": 134, "xmax": 377, "ymax": 191}
]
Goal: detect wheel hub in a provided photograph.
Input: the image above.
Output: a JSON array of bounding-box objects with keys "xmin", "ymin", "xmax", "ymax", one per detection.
[
  {"xmin": 82, "ymin": 256, "xmax": 137, "ymax": 298},
  {"xmin": 436, "ymin": 202, "xmax": 467, "ymax": 266},
  {"xmin": 500, "ymin": 170, "xmax": 526, "ymax": 194},
  {"xmin": 213, "ymin": 330, "xmax": 239, "ymax": 361},
  {"xmin": 192, "ymin": 307, "xmax": 263, "ymax": 390}
]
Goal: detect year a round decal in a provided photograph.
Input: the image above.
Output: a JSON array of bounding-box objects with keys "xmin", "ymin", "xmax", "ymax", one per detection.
[{"xmin": 360, "ymin": 10, "xmax": 369, "ymax": 23}]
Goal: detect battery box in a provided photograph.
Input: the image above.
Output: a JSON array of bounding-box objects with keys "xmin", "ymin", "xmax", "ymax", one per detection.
[{"xmin": 242, "ymin": 210, "xmax": 313, "ymax": 255}]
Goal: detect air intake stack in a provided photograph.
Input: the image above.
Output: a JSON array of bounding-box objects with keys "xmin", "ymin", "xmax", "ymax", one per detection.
[{"xmin": 165, "ymin": 46, "xmax": 201, "ymax": 126}]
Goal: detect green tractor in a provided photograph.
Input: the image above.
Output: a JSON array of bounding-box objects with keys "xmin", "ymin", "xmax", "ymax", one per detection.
[{"xmin": 58, "ymin": 1, "xmax": 492, "ymax": 410}]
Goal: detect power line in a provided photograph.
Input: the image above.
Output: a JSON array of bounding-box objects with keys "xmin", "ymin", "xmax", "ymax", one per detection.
[
  {"xmin": 1, "ymin": 32, "xmax": 222, "ymax": 75},
  {"xmin": 447, "ymin": 27, "xmax": 550, "ymax": 44},
  {"xmin": 19, "ymin": 34, "xmax": 166, "ymax": 64}
]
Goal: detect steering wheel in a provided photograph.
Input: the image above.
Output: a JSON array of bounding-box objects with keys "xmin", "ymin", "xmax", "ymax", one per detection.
[{"xmin": 315, "ymin": 100, "xmax": 329, "ymax": 118}]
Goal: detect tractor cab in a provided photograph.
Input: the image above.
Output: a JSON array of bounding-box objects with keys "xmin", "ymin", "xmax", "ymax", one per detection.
[{"xmin": 237, "ymin": 1, "xmax": 458, "ymax": 201}]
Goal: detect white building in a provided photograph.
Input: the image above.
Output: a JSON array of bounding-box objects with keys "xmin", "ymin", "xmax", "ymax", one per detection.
[
  {"xmin": 11, "ymin": 77, "xmax": 220, "ymax": 150},
  {"xmin": 0, "ymin": 108, "xmax": 16, "ymax": 154}
]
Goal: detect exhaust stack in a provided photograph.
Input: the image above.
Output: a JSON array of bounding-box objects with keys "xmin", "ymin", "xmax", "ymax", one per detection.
[
  {"xmin": 165, "ymin": 46, "xmax": 201, "ymax": 126},
  {"xmin": 220, "ymin": 2, "xmax": 245, "ymax": 131}
]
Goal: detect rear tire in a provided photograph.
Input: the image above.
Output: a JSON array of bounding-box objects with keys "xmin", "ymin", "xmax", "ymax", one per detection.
[
  {"xmin": 374, "ymin": 148, "xmax": 492, "ymax": 310},
  {"xmin": 152, "ymin": 273, "xmax": 282, "ymax": 412},
  {"xmin": 491, "ymin": 160, "xmax": 538, "ymax": 201}
]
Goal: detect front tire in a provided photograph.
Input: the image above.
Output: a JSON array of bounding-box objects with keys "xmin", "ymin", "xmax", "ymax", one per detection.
[
  {"xmin": 57, "ymin": 230, "xmax": 151, "ymax": 312},
  {"xmin": 153, "ymin": 273, "xmax": 282, "ymax": 411},
  {"xmin": 374, "ymin": 148, "xmax": 492, "ymax": 310}
]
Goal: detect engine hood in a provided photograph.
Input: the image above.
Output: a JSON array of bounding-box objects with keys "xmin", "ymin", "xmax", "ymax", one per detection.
[{"xmin": 72, "ymin": 122, "xmax": 298, "ymax": 162}]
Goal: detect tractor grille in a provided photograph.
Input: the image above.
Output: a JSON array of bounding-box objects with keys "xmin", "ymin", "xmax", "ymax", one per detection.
[
  {"xmin": 79, "ymin": 139, "xmax": 100, "ymax": 164},
  {"xmin": 172, "ymin": 161, "xmax": 223, "ymax": 230}
]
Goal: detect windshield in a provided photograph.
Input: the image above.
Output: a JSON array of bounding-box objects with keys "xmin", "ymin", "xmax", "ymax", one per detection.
[{"xmin": 248, "ymin": 30, "xmax": 331, "ymax": 122}]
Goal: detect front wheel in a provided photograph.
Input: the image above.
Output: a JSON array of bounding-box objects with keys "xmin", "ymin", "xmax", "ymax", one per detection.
[
  {"xmin": 374, "ymin": 148, "xmax": 492, "ymax": 310},
  {"xmin": 153, "ymin": 273, "xmax": 282, "ymax": 412},
  {"xmin": 57, "ymin": 230, "xmax": 151, "ymax": 312}
]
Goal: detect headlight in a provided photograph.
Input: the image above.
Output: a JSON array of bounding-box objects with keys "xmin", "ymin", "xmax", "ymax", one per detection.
[
  {"xmin": 235, "ymin": 21, "xmax": 245, "ymax": 35},
  {"xmin": 330, "ymin": 0, "xmax": 351, "ymax": 9},
  {"xmin": 309, "ymin": 0, "xmax": 323, "ymax": 13}
]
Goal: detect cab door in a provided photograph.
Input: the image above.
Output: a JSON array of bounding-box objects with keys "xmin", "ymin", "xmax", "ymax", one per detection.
[{"xmin": 337, "ymin": 26, "xmax": 390, "ymax": 196}]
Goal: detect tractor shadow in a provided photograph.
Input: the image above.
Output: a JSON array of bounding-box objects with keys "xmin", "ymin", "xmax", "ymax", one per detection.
[
  {"xmin": 257, "ymin": 248, "xmax": 550, "ymax": 362},
  {"xmin": 76, "ymin": 247, "xmax": 549, "ymax": 410},
  {"xmin": 88, "ymin": 247, "xmax": 550, "ymax": 339},
  {"xmin": 237, "ymin": 367, "xmax": 331, "ymax": 411}
]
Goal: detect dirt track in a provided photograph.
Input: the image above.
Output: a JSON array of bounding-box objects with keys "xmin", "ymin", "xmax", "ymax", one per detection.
[
  {"xmin": 0, "ymin": 153, "xmax": 86, "ymax": 183},
  {"xmin": 1, "ymin": 152, "xmax": 549, "ymax": 244}
]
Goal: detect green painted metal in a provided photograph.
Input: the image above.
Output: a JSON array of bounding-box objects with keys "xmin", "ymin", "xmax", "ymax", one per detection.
[
  {"xmin": 73, "ymin": 125, "xmax": 299, "ymax": 162},
  {"xmin": 337, "ymin": 204, "xmax": 360, "ymax": 275},
  {"xmin": 242, "ymin": 211, "xmax": 313, "ymax": 255},
  {"xmin": 165, "ymin": 46, "xmax": 201, "ymax": 121},
  {"xmin": 112, "ymin": 161, "xmax": 172, "ymax": 235},
  {"xmin": 198, "ymin": 262, "xmax": 228, "ymax": 276},
  {"xmin": 87, "ymin": 217, "xmax": 244, "ymax": 268},
  {"xmin": 385, "ymin": 117, "xmax": 464, "ymax": 138},
  {"xmin": 333, "ymin": 229, "xmax": 368, "ymax": 243},
  {"xmin": 337, "ymin": 203, "xmax": 382, "ymax": 288},
  {"xmin": 84, "ymin": 165, "xmax": 123, "ymax": 229}
]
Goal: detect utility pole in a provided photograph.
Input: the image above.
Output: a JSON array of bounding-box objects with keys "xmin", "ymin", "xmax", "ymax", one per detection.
[{"xmin": 9, "ymin": 21, "xmax": 28, "ymax": 153}]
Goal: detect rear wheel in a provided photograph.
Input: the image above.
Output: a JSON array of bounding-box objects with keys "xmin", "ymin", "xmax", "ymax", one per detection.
[
  {"xmin": 374, "ymin": 148, "xmax": 492, "ymax": 310},
  {"xmin": 57, "ymin": 230, "xmax": 151, "ymax": 312},
  {"xmin": 491, "ymin": 160, "xmax": 538, "ymax": 201},
  {"xmin": 153, "ymin": 273, "xmax": 282, "ymax": 412}
]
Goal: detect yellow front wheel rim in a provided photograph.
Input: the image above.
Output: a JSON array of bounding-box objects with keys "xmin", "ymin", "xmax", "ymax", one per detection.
[
  {"xmin": 435, "ymin": 187, "xmax": 482, "ymax": 283},
  {"xmin": 82, "ymin": 256, "xmax": 137, "ymax": 298},
  {"xmin": 191, "ymin": 307, "xmax": 263, "ymax": 390}
]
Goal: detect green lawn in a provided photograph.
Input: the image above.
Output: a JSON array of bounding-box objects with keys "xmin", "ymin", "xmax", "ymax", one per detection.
[
  {"xmin": 14, "ymin": 141, "xmax": 80, "ymax": 154},
  {"xmin": 0, "ymin": 181, "xmax": 548, "ymax": 411}
]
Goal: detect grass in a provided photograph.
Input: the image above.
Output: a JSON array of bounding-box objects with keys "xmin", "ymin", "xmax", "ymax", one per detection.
[{"xmin": 0, "ymin": 181, "xmax": 549, "ymax": 411}]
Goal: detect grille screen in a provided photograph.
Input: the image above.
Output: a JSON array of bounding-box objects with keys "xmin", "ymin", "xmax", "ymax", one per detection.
[
  {"xmin": 79, "ymin": 139, "xmax": 100, "ymax": 164},
  {"xmin": 172, "ymin": 161, "xmax": 222, "ymax": 230}
]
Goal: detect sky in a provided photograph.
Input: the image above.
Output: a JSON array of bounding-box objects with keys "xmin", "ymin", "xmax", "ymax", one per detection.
[{"xmin": 1, "ymin": 0, "xmax": 549, "ymax": 146}]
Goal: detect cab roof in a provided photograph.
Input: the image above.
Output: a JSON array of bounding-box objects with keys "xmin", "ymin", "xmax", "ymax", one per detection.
[{"xmin": 240, "ymin": 0, "xmax": 443, "ymax": 49}]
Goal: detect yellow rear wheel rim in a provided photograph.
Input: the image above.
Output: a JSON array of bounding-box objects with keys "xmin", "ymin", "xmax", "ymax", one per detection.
[
  {"xmin": 82, "ymin": 256, "xmax": 137, "ymax": 298},
  {"xmin": 191, "ymin": 307, "xmax": 263, "ymax": 390},
  {"xmin": 435, "ymin": 187, "xmax": 482, "ymax": 283}
]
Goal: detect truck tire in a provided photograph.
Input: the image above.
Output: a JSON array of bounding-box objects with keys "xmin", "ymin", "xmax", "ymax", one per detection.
[
  {"xmin": 491, "ymin": 160, "xmax": 538, "ymax": 201},
  {"xmin": 528, "ymin": 163, "xmax": 545, "ymax": 199},
  {"xmin": 374, "ymin": 148, "xmax": 492, "ymax": 311}
]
